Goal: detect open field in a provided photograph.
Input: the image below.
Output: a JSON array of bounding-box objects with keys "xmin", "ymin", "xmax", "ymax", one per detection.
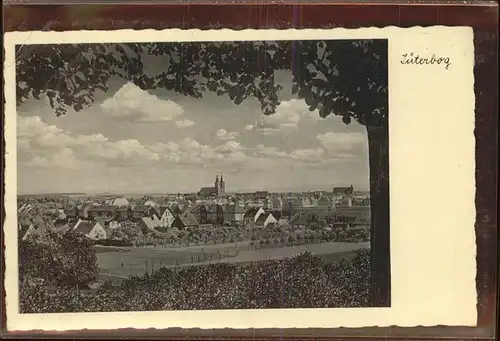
[{"xmin": 96, "ymin": 241, "xmax": 370, "ymax": 278}]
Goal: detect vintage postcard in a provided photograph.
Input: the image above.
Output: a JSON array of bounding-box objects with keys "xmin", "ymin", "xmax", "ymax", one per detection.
[{"xmin": 3, "ymin": 27, "xmax": 476, "ymax": 331}]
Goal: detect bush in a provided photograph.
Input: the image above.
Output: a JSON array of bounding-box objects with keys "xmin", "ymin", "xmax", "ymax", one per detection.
[
  {"xmin": 20, "ymin": 250, "xmax": 371, "ymax": 313},
  {"xmin": 94, "ymin": 239, "xmax": 133, "ymax": 247},
  {"xmin": 19, "ymin": 230, "xmax": 99, "ymax": 288}
]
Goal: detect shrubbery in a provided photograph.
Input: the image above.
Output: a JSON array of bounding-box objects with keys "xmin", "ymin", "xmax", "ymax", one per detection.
[
  {"xmin": 120, "ymin": 222, "xmax": 369, "ymax": 248},
  {"xmin": 94, "ymin": 239, "xmax": 134, "ymax": 247},
  {"xmin": 19, "ymin": 230, "xmax": 98, "ymax": 288},
  {"xmin": 19, "ymin": 222, "xmax": 371, "ymax": 313},
  {"xmin": 20, "ymin": 250, "xmax": 371, "ymax": 313}
]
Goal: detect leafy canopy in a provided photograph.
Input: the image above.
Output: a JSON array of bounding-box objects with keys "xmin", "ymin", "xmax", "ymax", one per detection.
[{"xmin": 16, "ymin": 40, "xmax": 387, "ymax": 127}]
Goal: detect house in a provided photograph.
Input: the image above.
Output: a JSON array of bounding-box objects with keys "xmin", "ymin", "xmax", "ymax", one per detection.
[
  {"xmin": 156, "ymin": 206, "xmax": 176, "ymax": 228},
  {"xmin": 116, "ymin": 206, "xmax": 132, "ymax": 220},
  {"xmin": 138, "ymin": 216, "xmax": 163, "ymax": 232},
  {"xmin": 19, "ymin": 223, "xmax": 37, "ymax": 241},
  {"xmin": 69, "ymin": 218, "xmax": 85, "ymax": 230},
  {"xmin": 171, "ymin": 213, "xmax": 199, "ymax": 230},
  {"xmin": 289, "ymin": 213, "xmax": 309, "ymax": 228},
  {"xmin": 168, "ymin": 202, "xmax": 182, "ymax": 216},
  {"xmin": 131, "ymin": 205, "xmax": 160, "ymax": 221},
  {"xmin": 77, "ymin": 203, "xmax": 94, "ymax": 219},
  {"xmin": 190, "ymin": 204, "xmax": 209, "ymax": 224},
  {"xmin": 74, "ymin": 220, "xmax": 107, "ymax": 240},
  {"xmin": 89, "ymin": 205, "xmax": 117, "ymax": 219},
  {"xmin": 255, "ymin": 212, "xmax": 278, "ymax": 228},
  {"xmin": 176, "ymin": 199, "xmax": 189, "ymax": 211},
  {"xmin": 205, "ymin": 204, "xmax": 224, "ymax": 226},
  {"xmin": 267, "ymin": 210, "xmax": 283, "ymax": 221},
  {"xmin": 243, "ymin": 207, "xmax": 265, "ymax": 223},
  {"xmin": 94, "ymin": 217, "xmax": 120, "ymax": 230},
  {"xmin": 51, "ymin": 218, "xmax": 71, "ymax": 235},
  {"xmin": 224, "ymin": 204, "xmax": 246, "ymax": 223}
]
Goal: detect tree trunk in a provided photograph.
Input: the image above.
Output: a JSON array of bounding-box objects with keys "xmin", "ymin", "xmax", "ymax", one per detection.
[{"xmin": 366, "ymin": 123, "xmax": 391, "ymax": 307}]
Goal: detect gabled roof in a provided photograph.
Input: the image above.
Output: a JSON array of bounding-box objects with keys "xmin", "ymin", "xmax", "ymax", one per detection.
[
  {"xmin": 156, "ymin": 205, "xmax": 172, "ymax": 217},
  {"xmin": 180, "ymin": 213, "xmax": 199, "ymax": 226},
  {"xmin": 199, "ymin": 187, "xmax": 217, "ymax": 196},
  {"xmin": 267, "ymin": 210, "xmax": 282, "ymax": 220},
  {"xmin": 74, "ymin": 222, "xmax": 97, "ymax": 235},
  {"xmin": 243, "ymin": 207, "xmax": 261, "ymax": 219},
  {"xmin": 289, "ymin": 213, "xmax": 309, "ymax": 226},
  {"xmin": 140, "ymin": 217, "xmax": 161, "ymax": 230},
  {"xmin": 19, "ymin": 223, "xmax": 35, "ymax": 239},
  {"xmin": 189, "ymin": 204, "xmax": 205, "ymax": 214},
  {"xmin": 256, "ymin": 212, "xmax": 273, "ymax": 226}
]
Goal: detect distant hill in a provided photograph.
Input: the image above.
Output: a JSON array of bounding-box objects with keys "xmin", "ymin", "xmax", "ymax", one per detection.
[{"xmin": 18, "ymin": 192, "xmax": 86, "ymax": 198}]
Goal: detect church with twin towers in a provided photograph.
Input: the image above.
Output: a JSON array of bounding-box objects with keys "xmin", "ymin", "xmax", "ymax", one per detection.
[{"xmin": 198, "ymin": 175, "xmax": 226, "ymax": 198}]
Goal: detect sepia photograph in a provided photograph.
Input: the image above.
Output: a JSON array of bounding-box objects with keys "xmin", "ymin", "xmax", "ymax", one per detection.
[
  {"xmin": 4, "ymin": 26, "xmax": 478, "ymax": 331},
  {"xmin": 15, "ymin": 38, "xmax": 389, "ymax": 313}
]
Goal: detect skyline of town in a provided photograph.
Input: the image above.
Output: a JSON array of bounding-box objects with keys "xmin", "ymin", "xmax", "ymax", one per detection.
[
  {"xmin": 18, "ymin": 185, "xmax": 371, "ymax": 197},
  {"xmin": 17, "ymin": 173, "xmax": 369, "ymax": 196}
]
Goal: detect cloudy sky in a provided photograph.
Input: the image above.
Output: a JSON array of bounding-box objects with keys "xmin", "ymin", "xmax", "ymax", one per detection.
[{"xmin": 17, "ymin": 69, "xmax": 369, "ymax": 195}]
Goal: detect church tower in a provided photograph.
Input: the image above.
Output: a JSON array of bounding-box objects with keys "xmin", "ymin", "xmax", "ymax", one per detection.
[
  {"xmin": 215, "ymin": 175, "xmax": 220, "ymax": 196},
  {"xmin": 220, "ymin": 175, "xmax": 225, "ymax": 195},
  {"xmin": 214, "ymin": 175, "xmax": 225, "ymax": 196}
]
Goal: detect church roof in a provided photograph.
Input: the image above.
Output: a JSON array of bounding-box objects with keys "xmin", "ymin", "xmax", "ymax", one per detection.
[{"xmin": 199, "ymin": 187, "xmax": 217, "ymax": 196}]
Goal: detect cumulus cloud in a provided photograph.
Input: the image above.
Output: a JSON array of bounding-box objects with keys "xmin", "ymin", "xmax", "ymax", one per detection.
[
  {"xmin": 253, "ymin": 144, "xmax": 326, "ymax": 164},
  {"xmin": 216, "ymin": 141, "xmax": 244, "ymax": 154},
  {"xmin": 24, "ymin": 148, "xmax": 93, "ymax": 170},
  {"xmin": 18, "ymin": 116, "xmax": 160, "ymax": 168},
  {"xmin": 290, "ymin": 147, "xmax": 325, "ymax": 162},
  {"xmin": 150, "ymin": 138, "xmax": 247, "ymax": 167},
  {"xmin": 216, "ymin": 129, "xmax": 240, "ymax": 141},
  {"xmin": 245, "ymin": 99, "xmax": 325, "ymax": 135},
  {"xmin": 175, "ymin": 120, "xmax": 195, "ymax": 128},
  {"xmin": 317, "ymin": 132, "xmax": 366, "ymax": 153},
  {"xmin": 100, "ymin": 82, "xmax": 184, "ymax": 122},
  {"xmin": 253, "ymin": 145, "xmax": 287, "ymax": 158},
  {"xmin": 18, "ymin": 116, "xmax": 250, "ymax": 171}
]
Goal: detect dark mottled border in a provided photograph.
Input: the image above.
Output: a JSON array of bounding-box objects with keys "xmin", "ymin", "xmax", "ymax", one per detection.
[{"xmin": 2, "ymin": 3, "xmax": 498, "ymax": 339}]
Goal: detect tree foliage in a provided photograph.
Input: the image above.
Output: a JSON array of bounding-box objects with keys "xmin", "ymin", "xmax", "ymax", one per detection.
[
  {"xmin": 16, "ymin": 40, "xmax": 387, "ymax": 127},
  {"xmin": 20, "ymin": 250, "xmax": 371, "ymax": 313},
  {"xmin": 19, "ymin": 230, "xmax": 99, "ymax": 287}
]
